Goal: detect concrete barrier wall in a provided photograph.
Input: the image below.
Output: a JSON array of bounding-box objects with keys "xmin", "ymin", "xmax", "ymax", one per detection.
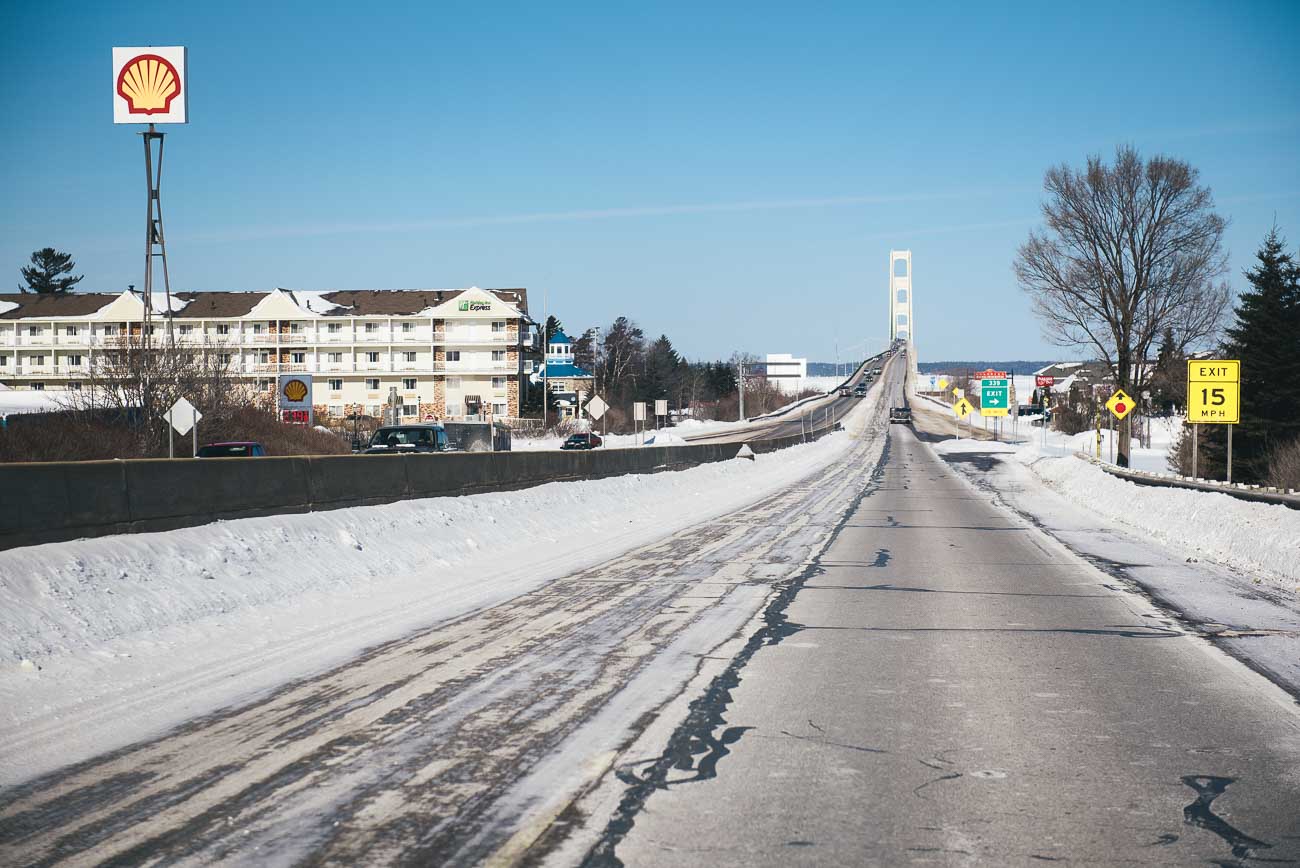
[{"xmin": 0, "ymin": 434, "xmax": 823, "ymax": 550}]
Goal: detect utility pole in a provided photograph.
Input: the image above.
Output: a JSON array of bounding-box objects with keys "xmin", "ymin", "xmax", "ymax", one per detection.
[{"xmin": 737, "ymin": 359, "xmax": 745, "ymax": 421}]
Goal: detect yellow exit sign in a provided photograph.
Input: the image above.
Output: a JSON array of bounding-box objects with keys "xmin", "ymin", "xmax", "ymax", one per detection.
[{"xmin": 1187, "ymin": 359, "xmax": 1240, "ymax": 424}]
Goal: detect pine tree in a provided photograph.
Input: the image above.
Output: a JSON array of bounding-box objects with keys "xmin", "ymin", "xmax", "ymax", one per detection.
[
  {"xmin": 1149, "ymin": 327, "xmax": 1186, "ymax": 414},
  {"xmin": 20, "ymin": 247, "xmax": 84, "ymax": 294},
  {"xmin": 1223, "ymin": 227, "xmax": 1300, "ymax": 482}
]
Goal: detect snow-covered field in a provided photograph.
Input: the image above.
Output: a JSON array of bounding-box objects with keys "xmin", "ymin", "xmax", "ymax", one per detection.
[{"xmin": 0, "ymin": 423, "xmax": 864, "ymax": 785}]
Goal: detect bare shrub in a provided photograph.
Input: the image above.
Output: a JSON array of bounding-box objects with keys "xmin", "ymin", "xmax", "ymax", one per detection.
[{"xmin": 1266, "ymin": 436, "xmax": 1300, "ymax": 490}]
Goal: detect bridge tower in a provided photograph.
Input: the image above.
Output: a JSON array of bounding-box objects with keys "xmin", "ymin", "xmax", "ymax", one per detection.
[{"xmin": 889, "ymin": 249, "xmax": 913, "ymax": 344}]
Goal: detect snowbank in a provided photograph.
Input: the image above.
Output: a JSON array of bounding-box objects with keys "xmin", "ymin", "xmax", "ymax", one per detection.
[
  {"xmin": 0, "ymin": 430, "xmax": 861, "ymax": 783},
  {"xmin": 946, "ymin": 438, "xmax": 1300, "ymax": 589},
  {"xmin": 1021, "ymin": 447, "xmax": 1299, "ymax": 587}
]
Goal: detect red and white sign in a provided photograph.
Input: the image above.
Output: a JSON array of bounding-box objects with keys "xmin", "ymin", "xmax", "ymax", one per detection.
[
  {"xmin": 113, "ymin": 47, "xmax": 188, "ymax": 124},
  {"xmin": 425, "ymin": 414, "xmax": 436, "ymax": 422},
  {"xmin": 974, "ymin": 369, "xmax": 1008, "ymax": 379},
  {"xmin": 1036, "ymin": 375, "xmax": 1055, "ymax": 388}
]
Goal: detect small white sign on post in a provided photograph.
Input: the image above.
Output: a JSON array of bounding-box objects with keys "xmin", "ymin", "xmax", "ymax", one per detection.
[
  {"xmin": 633, "ymin": 402, "xmax": 647, "ymax": 422},
  {"xmin": 654, "ymin": 399, "xmax": 668, "ymax": 417},
  {"xmin": 166, "ymin": 397, "xmax": 201, "ymax": 435},
  {"xmin": 585, "ymin": 395, "xmax": 608, "ymax": 420}
]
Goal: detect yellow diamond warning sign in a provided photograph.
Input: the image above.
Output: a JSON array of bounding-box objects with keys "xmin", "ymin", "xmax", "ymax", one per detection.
[
  {"xmin": 1105, "ymin": 389, "xmax": 1135, "ymax": 420},
  {"xmin": 953, "ymin": 397, "xmax": 975, "ymax": 417}
]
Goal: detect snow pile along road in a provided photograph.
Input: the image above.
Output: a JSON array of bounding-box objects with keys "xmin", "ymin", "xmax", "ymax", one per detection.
[
  {"xmin": 1010, "ymin": 442, "xmax": 1300, "ymax": 589},
  {"xmin": 0, "ymin": 431, "xmax": 859, "ymax": 782}
]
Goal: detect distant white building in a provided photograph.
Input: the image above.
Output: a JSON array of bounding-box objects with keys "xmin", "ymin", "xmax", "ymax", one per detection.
[{"xmin": 765, "ymin": 353, "xmax": 807, "ymax": 394}]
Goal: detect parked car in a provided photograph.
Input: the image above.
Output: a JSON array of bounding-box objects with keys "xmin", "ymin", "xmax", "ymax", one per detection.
[
  {"xmin": 196, "ymin": 441, "xmax": 265, "ymax": 457},
  {"xmin": 889, "ymin": 407, "xmax": 912, "ymax": 424},
  {"xmin": 364, "ymin": 424, "xmax": 448, "ymax": 454},
  {"xmin": 561, "ymin": 432, "xmax": 603, "ymax": 450}
]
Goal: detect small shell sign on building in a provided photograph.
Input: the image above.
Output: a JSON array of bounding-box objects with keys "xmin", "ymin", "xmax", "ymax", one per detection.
[{"xmin": 112, "ymin": 47, "xmax": 187, "ymax": 124}]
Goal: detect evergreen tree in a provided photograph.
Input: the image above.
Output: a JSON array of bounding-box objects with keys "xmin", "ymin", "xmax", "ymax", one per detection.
[
  {"xmin": 20, "ymin": 247, "xmax": 83, "ymax": 294},
  {"xmin": 641, "ymin": 335, "xmax": 681, "ymax": 403},
  {"xmin": 1223, "ymin": 227, "xmax": 1300, "ymax": 482},
  {"xmin": 1149, "ymin": 327, "xmax": 1186, "ymax": 414}
]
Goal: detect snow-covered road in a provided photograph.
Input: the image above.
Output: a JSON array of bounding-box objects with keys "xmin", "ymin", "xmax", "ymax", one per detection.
[{"xmin": 0, "ymin": 360, "xmax": 898, "ymax": 864}]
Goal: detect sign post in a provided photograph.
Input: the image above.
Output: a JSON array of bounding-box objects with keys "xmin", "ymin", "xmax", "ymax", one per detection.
[
  {"xmin": 633, "ymin": 401, "xmax": 647, "ymax": 445},
  {"xmin": 1104, "ymin": 389, "xmax": 1135, "ymax": 465},
  {"xmin": 1187, "ymin": 360, "xmax": 1241, "ymax": 481},
  {"xmin": 976, "ymin": 369, "xmax": 1009, "ymax": 442},
  {"xmin": 654, "ymin": 398, "xmax": 668, "ymax": 432},
  {"xmin": 165, "ymin": 396, "xmax": 201, "ymax": 458},
  {"xmin": 952, "ymin": 396, "xmax": 974, "ymax": 441}
]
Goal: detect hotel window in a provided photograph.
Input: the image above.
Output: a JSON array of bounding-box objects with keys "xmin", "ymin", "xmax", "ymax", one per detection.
[
  {"xmin": 0, "ymin": 355, "xmax": 6, "ymax": 366},
  {"xmin": 402, "ymin": 378, "xmax": 417, "ymax": 390},
  {"xmin": 492, "ymin": 350, "xmax": 506, "ymax": 361},
  {"xmin": 328, "ymin": 378, "xmax": 343, "ymax": 391},
  {"xmin": 68, "ymin": 382, "xmax": 81, "ymax": 390},
  {"xmin": 491, "ymin": 377, "xmax": 506, "ymax": 390},
  {"xmin": 67, "ymin": 354, "xmax": 82, "ymax": 367},
  {"xmin": 291, "ymin": 352, "xmax": 305, "ymax": 364},
  {"xmin": 290, "ymin": 323, "xmax": 303, "ymax": 333},
  {"xmin": 31, "ymin": 382, "xmax": 44, "ymax": 390},
  {"xmin": 218, "ymin": 353, "xmax": 232, "ymax": 365},
  {"xmin": 446, "ymin": 403, "xmax": 461, "ymax": 417},
  {"xmin": 403, "ymin": 351, "xmax": 417, "ymax": 362},
  {"xmin": 258, "ymin": 379, "xmax": 272, "ymax": 392},
  {"xmin": 31, "ymin": 354, "xmax": 45, "ymax": 366},
  {"xmin": 364, "ymin": 322, "xmax": 379, "ymax": 334},
  {"xmin": 253, "ymin": 323, "xmax": 265, "ymax": 334},
  {"xmin": 28, "ymin": 326, "xmax": 40, "ymax": 336},
  {"xmin": 491, "ymin": 321, "xmax": 505, "ymax": 334},
  {"xmin": 447, "ymin": 377, "xmax": 461, "ymax": 389},
  {"xmin": 402, "ymin": 403, "xmax": 417, "ymax": 417},
  {"xmin": 327, "ymin": 322, "xmax": 342, "ymax": 333},
  {"xmin": 367, "ymin": 404, "xmax": 381, "ymax": 417},
  {"xmin": 258, "ymin": 351, "xmax": 271, "ymax": 363},
  {"xmin": 365, "ymin": 378, "xmax": 380, "ymax": 391},
  {"xmin": 401, "ymin": 322, "xmax": 414, "ymax": 333},
  {"xmin": 366, "ymin": 351, "xmax": 380, "ymax": 363},
  {"xmin": 177, "ymin": 324, "xmax": 192, "ymax": 335},
  {"xmin": 446, "ymin": 350, "xmax": 460, "ymax": 362},
  {"xmin": 217, "ymin": 324, "xmax": 230, "ymax": 335},
  {"xmin": 329, "ymin": 404, "xmax": 343, "ymax": 417},
  {"xmin": 65, "ymin": 325, "xmax": 78, "ymax": 336},
  {"xmin": 492, "ymin": 402, "xmax": 507, "ymax": 417},
  {"xmin": 327, "ymin": 352, "xmax": 342, "ymax": 362}
]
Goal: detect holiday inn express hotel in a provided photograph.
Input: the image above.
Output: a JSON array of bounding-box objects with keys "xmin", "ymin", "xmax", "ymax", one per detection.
[{"xmin": 0, "ymin": 286, "xmax": 532, "ymax": 423}]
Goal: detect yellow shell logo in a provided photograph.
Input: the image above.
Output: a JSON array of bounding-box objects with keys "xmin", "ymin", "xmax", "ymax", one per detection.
[
  {"xmin": 117, "ymin": 54, "xmax": 181, "ymax": 115},
  {"xmin": 282, "ymin": 379, "xmax": 309, "ymax": 403}
]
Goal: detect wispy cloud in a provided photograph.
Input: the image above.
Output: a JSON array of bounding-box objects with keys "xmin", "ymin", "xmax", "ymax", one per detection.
[
  {"xmin": 859, "ymin": 218, "xmax": 1035, "ymax": 241},
  {"xmin": 174, "ymin": 188, "xmax": 1030, "ymax": 245}
]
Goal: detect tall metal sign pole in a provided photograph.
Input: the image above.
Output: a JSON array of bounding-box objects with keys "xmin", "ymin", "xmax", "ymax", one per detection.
[
  {"xmin": 142, "ymin": 123, "xmax": 174, "ymax": 346},
  {"xmin": 114, "ymin": 47, "xmax": 188, "ymax": 351}
]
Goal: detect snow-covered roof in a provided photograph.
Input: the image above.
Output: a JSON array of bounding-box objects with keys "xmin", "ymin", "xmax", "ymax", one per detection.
[{"xmin": 0, "ymin": 301, "xmax": 18, "ymax": 315}]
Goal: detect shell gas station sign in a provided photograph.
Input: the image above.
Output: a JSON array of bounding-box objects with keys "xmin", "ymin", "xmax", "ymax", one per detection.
[{"xmin": 112, "ymin": 47, "xmax": 188, "ymax": 124}]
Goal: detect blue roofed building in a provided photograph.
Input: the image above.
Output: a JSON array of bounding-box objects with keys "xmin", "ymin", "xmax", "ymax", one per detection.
[{"xmin": 529, "ymin": 330, "xmax": 594, "ymax": 420}]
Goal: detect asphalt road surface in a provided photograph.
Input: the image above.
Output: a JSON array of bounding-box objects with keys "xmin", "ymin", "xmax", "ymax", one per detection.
[{"xmin": 593, "ymin": 421, "xmax": 1300, "ymax": 866}]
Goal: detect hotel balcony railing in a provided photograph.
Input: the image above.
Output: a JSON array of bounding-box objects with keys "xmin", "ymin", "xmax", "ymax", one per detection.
[{"xmin": 433, "ymin": 361, "xmax": 513, "ymax": 373}]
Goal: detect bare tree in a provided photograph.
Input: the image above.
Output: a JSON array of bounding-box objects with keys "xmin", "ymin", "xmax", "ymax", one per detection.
[
  {"xmin": 60, "ymin": 334, "xmax": 250, "ymax": 455},
  {"xmin": 1014, "ymin": 145, "xmax": 1231, "ymax": 466}
]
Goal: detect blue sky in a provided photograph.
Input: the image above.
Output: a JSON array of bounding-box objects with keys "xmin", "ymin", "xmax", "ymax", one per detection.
[{"xmin": 2, "ymin": 0, "xmax": 1298, "ymax": 363}]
